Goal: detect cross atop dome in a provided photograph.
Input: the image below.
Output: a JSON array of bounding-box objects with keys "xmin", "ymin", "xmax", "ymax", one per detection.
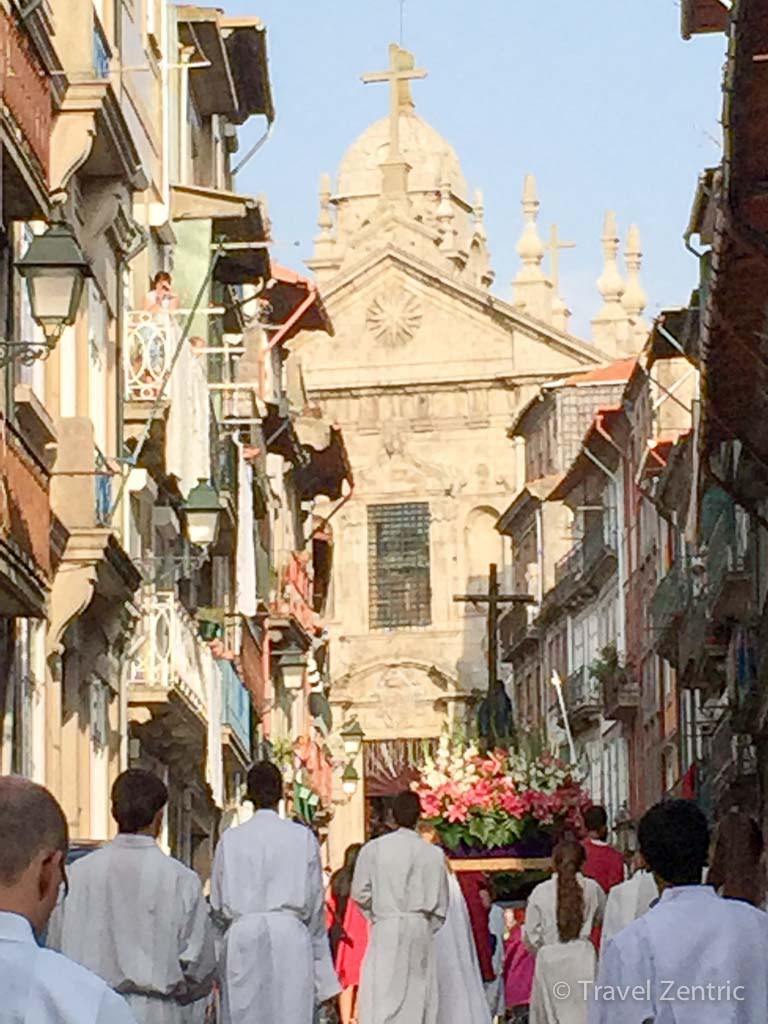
[{"xmin": 362, "ymin": 44, "xmax": 427, "ymax": 195}]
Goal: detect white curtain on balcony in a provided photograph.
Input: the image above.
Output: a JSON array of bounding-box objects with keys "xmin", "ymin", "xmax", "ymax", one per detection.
[
  {"xmin": 235, "ymin": 440, "xmax": 257, "ymax": 617},
  {"xmin": 166, "ymin": 332, "xmax": 211, "ymax": 499},
  {"xmin": 205, "ymin": 650, "xmax": 224, "ymax": 809}
]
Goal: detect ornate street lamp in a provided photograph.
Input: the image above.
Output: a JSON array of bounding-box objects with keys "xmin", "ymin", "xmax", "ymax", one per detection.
[
  {"xmin": 340, "ymin": 718, "xmax": 365, "ymax": 759},
  {"xmin": 183, "ymin": 480, "xmax": 221, "ymax": 547},
  {"xmin": 11, "ymin": 219, "xmax": 91, "ymax": 364},
  {"xmin": 342, "ymin": 764, "xmax": 360, "ymax": 797}
]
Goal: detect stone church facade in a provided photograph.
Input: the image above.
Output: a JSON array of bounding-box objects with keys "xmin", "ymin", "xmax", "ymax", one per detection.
[{"xmin": 292, "ymin": 46, "xmax": 620, "ymax": 862}]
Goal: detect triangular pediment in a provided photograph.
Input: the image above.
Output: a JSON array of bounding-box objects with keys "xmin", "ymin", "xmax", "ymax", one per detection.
[{"xmin": 294, "ymin": 245, "xmax": 610, "ymax": 393}]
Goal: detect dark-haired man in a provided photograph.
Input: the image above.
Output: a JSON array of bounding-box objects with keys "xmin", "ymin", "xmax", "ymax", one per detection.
[
  {"xmin": 48, "ymin": 769, "xmax": 215, "ymax": 1023},
  {"xmin": 590, "ymin": 799, "xmax": 768, "ymax": 1023},
  {"xmin": 211, "ymin": 761, "xmax": 339, "ymax": 1024},
  {"xmin": 582, "ymin": 805, "xmax": 625, "ymax": 894},
  {"xmin": 0, "ymin": 775, "xmax": 136, "ymax": 1023},
  {"xmin": 352, "ymin": 790, "xmax": 449, "ymax": 1024}
]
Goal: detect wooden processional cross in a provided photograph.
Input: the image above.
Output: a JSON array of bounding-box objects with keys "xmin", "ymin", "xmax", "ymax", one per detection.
[
  {"xmin": 361, "ymin": 43, "xmax": 427, "ymax": 162},
  {"xmin": 454, "ymin": 564, "xmax": 534, "ymax": 743}
]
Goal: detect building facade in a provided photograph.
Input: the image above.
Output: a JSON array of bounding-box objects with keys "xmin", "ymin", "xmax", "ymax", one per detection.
[
  {"xmin": 295, "ymin": 47, "xmax": 628, "ymax": 862},
  {"xmin": 0, "ymin": 0, "xmax": 352, "ymax": 872}
]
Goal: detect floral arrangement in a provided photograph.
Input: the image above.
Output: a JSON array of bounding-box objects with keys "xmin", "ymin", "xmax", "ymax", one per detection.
[{"xmin": 414, "ymin": 735, "xmax": 591, "ymax": 852}]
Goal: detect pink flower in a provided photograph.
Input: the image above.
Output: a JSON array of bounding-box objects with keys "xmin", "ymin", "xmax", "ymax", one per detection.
[{"xmin": 445, "ymin": 802, "xmax": 469, "ymax": 823}]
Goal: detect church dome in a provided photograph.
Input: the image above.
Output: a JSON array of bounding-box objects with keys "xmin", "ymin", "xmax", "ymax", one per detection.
[{"xmin": 336, "ymin": 110, "xmax": 468, "ymax": 200}]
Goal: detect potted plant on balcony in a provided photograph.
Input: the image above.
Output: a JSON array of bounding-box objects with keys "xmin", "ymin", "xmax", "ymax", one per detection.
[
  {"xmin": 590, "ymin": 644, "xmax": 632, "ymax": 709},
  {"xmin": 413, "ymin": 732, "xmax": 590, "ymax": 859}
]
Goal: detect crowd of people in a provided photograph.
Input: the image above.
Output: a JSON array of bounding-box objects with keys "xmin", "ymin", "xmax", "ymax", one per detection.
[{"xmin": 1, "ymin": 765, "xmax": 768, "ymax": 1023}]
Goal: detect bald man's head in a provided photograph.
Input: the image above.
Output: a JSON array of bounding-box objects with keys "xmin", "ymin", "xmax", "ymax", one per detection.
[{"xmin": 0, "ymin": 776, "xmax": 68, "ymax": 885}]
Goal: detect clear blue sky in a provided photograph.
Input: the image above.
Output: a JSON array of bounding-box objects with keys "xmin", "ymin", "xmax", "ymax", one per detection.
[{"xmin": 223, "ymin": 0, "xmax": 725, "ymax": 338}]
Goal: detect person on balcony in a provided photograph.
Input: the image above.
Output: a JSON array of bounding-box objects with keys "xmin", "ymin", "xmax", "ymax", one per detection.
[
  {"xmin": 523, "ymin": 839, "xmax": 604, "ymax": 1024},
  {"xmin": 210, "ymin": 761, "xmax": 340, "ymax": 1024},
  {"xmin": 143, "ymin": 271, "xmax": 180, "ymax": 314},
  {"xmin": 47, "ymin": 769, "xmax": 215, "ymax": 1024},
  {"xmin": 0, "ymin": 776, "xmax": 136, "ymax": 1024}
]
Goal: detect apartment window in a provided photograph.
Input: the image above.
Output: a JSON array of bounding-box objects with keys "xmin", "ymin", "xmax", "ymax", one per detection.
[{"xmin": 368, "ymin": 503, "xmax": 431, "ymax": 629}]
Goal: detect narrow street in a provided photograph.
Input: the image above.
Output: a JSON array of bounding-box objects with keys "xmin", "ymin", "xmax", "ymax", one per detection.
[{"xmin": 0, "ymin": 1, "xmax": 766, "ymax": 1022}]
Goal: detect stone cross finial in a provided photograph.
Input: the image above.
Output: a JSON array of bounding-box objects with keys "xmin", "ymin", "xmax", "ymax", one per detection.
[
  {"xmin": 597, "ymin": 211, "xmax": 625, "ymax": 307},
  {"xmin": 515, "ymin": 174, "xmax": 546, "ymax": 282},
  {"xmin": 361, "ymin": 44, "xmax": 427, "ymax": 162},
  {"xmin": 592, "ymin": 211, "xmax": 630, "ymax": 352},
  {"xmin": 513, "ymin": 175, "xmax": 553, "ymax": 322},
  {"xmin": 622, "ymin": 224, "xmax": 647, "ymax": 320}
]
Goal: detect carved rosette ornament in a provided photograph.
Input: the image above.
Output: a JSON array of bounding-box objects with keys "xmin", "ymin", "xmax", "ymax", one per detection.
[{"xmin": 366, "ymin": 288, "xmax": 422, "ymax": 348}]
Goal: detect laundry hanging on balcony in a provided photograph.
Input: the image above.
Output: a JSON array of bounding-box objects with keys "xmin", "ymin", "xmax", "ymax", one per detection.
[
  {"xmin": 235, "ymin": 439, "xmax": 257, "ymax": 617},
  {"xmin": 166, "ymin": 331, "xmax": 211, "ymax": 499}
]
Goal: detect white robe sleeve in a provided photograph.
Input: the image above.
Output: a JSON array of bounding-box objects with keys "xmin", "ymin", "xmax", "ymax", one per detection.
[
  {"xmin": 176, "ymin": 875, "xmax": 217, "ymax": 1003},
  {"xmin": 96, "ymin": 987, "xmax": 139, "ymax": 1024},
  {"xmin": 588, "ymin": 932, "xmax": 653, "ymax": 1024},
  {"xmin": 351, "ymin": 844, "xmax": 374, "ymax": 921},
  {"xmin": 429, "ymin": 864, "xmax": 450, "ymax": 935},
  {"xmin": 45, "ymin": 901, "xmax": 63, "ymax": 951},
  {"xmin": 594, "ymin": 879, "xmax": 607, "ymax": 926},
  {"xmin": 522, "ymin": 888, "xmax": 545, "ymax": 953},
  {"xmin": 307, "ymin": 835, "xmax": 341, "ymax": 1004}
]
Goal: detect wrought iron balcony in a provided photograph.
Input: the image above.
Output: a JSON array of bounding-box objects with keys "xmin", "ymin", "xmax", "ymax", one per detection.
[
  {"xmin": 555, "ymin": 544, "xmax": 582, "ymax": 586},
  {"xmin": 650, "ymin": 559, "xmax": 691, "ymax": 660},
  {"xmin": 499, "ymin": 600, "xmax": 539, "ymax": 661},
  {"xmin": 552, "ymin": 527, "xmax": 616, "ymax": 607},
  {"xmin": 128, "ymin": 590, "xmax": 215, "ymax": 722},
  {"xmin": 705, "ymin": 509, "xmax": 750, "ymax": 622},
  {"xmin": 597, "ymin": 648, "xmax": 639, "ymax": 722},
  {"xmin": 125, "ymin": 311, "xmax": 180, "ymax": 402},
  {"xmin": 563, "ymin": 665, "xmax": 602, "ymax": 732}
]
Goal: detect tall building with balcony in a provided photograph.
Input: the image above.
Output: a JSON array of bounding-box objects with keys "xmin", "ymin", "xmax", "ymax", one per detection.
[
  {"xmin": 0, "ymin": 2, "xmax": 61, "ymax": 781},
  {"xmin": 0, "ymin": 1, "xmax": 349, "ymax": 871},
  {"xmin": 496, "ymin": 360, "xmax": 636, "ymax": 756}
]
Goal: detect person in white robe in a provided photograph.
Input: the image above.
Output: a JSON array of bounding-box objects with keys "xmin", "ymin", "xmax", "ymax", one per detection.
[
  {"xmin": 484, "ymin": 895, "xmax": 507, "ymax": 1020},
  {"xmin": 352, "ymin": 791, "xmax": 449, "ymax": 1024},
  {"xmin": 418, "ymin": 824, "xmax": 491, "ymax": 1024},
  {"xmin": 524, "ymin": 840, "xmax": 605, "ymax": 1024},
  {"xmin": 600, "ymin": 853, "xmax": 658, "ymax": 950},
  {"xmin": 211, "ymin": 761, "xmax": 340, "ymax": 1024},
  {"xmin": 0, "ymin": 775, "xmax": 137, "ymax": 1024},
  {"xmin": 48, "ymin": 769, "xmax": 215, "ymax": 1024},
  {"xmin": 590, "ymin": 799, "xmax": 768, "ymax": 1024}
]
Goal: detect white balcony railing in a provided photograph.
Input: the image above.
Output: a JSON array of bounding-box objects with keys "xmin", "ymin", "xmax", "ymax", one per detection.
[
  {"xmin": 128, "ymin": 589, "xmax": 214, "ymax": 718},
  {"xmin": 125, "ymin": 311, "xmax": 181, "ymax": 401}
]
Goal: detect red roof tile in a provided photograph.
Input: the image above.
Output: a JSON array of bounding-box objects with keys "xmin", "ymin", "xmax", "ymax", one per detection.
[{"xmin": 562, "ymin": 357, "xmax": 637, "ymax": 387}]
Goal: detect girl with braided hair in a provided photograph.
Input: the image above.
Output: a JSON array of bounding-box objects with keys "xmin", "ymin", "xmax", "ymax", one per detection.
[{"xmin": 522, "ymin": 840, "xmax": 605, "ymax": 1024}]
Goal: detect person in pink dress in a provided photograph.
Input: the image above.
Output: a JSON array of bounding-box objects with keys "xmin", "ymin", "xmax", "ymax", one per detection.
[
  {"xmin": 503, "ymin": 907, "xmax": 534, "ymax": 1024},
  {"xmin": 327, "ymin": 844, "xmax": 369, "ymax": 1024}
]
